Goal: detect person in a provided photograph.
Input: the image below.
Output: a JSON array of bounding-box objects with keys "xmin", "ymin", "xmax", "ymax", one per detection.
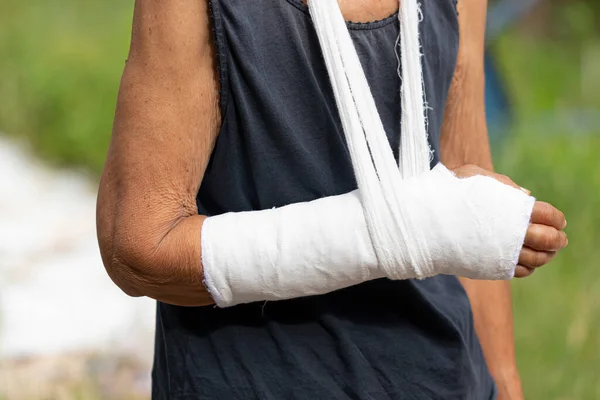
[{"xmin": 96, "ymin": 0, "xmax": 568, "ymax": 398}]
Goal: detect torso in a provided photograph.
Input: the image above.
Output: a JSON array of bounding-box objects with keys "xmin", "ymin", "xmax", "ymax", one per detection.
[{"xmin": 152, "ymin": 1, "xmax": 497, "ymax": 399}]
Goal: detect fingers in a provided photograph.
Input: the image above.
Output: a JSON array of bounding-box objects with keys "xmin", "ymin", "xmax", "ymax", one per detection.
[
  {"xmin": 514, "ymin": 265, "xmax": 535, "ymax": 278},
  {"xmin": 516, "ymin": 216, "xmax": 567, "ymax": 279},
  {"xmin": 518, "ymin": 247, "xmax": 557, "ymax": 268},
  {"xmin": 531, "ymin": 201, "xmax": 567, "ymax": 230},
  {"xmin": 515, "ymin": 248, "xmax": 557, "ymax": 278},
  {"xmin": 524, "ymin": 223, "xmax": 568, "ymax": 251}
]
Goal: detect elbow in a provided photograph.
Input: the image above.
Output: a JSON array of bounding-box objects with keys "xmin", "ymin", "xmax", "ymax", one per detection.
[
  {"xmin": 97, "ymin": 225, "xmax": 157, "ymax": 299},
  {"xmin": 96, "ymin": 187, "xmax": 208, "ymax": 304},
  {"xmin": 97, "ymin": 195, "xmax": 160, "ymax": 298},
  {"xmin": 96, "ymin": 168, "xmax": 203, "ymax": 300},
  {"xmin": 105, "ymin": 254, "xmax": 148, "ymax": 298}
]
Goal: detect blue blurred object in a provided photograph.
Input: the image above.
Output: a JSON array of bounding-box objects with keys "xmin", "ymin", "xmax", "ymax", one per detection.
[
  {"xmin": 484, "ymin": 51, "xmax": 511, "ymax": 142},
  {"xmin": 484, "ymin": 0, "xmax": 542, "ymax": 142},
  {"xmin": 486, "ymin": 0, "xmax": 542, "ymax": 43}
]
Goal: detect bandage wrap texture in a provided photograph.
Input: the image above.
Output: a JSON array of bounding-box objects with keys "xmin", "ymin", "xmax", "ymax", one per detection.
[{"xmin": 201, "ymin": 164, "xmax": 535, "ymax": 307}]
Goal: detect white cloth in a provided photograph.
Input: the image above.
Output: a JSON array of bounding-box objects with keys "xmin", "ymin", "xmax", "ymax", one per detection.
[
  {"xmin": 202, "ymin": 165, "xmax": 534, "ymax": 307},
  {"xmin": 200, "ymin": 0, "xmax": 535, "ymax": 308}
]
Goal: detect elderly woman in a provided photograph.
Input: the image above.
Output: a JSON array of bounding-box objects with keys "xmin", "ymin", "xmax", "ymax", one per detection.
[{"xmin": 96, "ymin": 0, "xmax": 567, "ymax": 398}]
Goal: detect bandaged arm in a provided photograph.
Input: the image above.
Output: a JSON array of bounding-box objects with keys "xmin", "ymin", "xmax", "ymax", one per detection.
[
  {"xmin": 97, "ymin": 0, "xmax": 534, "ymax": 308},
  {"xmin": 202, "ymin": 163, "xmax": 535, "ymax": 307}
]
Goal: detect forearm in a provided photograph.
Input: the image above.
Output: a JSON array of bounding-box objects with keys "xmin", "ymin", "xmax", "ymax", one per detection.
[
  {"xmin": 444, "ymin": 130, "xmax": 522, "ymax": 395},
  {"xmin": 443, "ymin": 140, "xmax": 522, "ymax": 393},
  {"xmin": 442, "ymin": 92, "xmax": 523, "ymax": 396},
  {"xmin": 442, "ymin": 95, "xmax": 521, "ymax": 391},
  {"xmin": 440, "ymin": 0, "xmax": 523, "ymax": 396},
  {"xmin": 442, "ymin": 118, "xmax": 521, "ymax": 391},
  {"xmin": 460, "ymin": 279, "xmax": 522, "ymax": 395}
]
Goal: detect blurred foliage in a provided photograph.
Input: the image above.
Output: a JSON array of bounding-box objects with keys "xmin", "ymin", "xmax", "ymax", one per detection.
[
  {"xmin": 492, "ymin": 3, "xmax": 600, "ymax": 398},
  {"xmin": 493, "ymin": 3, "xmax": 600, "ymax": 115},
  {"xmin": 496, "ymin": 133, "xmax": 600, "ymax": 400},
  {"xmin": 0, "ymin": 0, "xmax": 133, "ymax": 173},
  {"xmin": 0, "ymin": 0, "xmax": 599, "ymax": 399}
]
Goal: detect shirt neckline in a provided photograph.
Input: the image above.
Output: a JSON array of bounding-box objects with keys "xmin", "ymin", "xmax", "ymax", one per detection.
[{"xmin": 284, "ymin": 0, "xmax": 398, "ymax": 30}]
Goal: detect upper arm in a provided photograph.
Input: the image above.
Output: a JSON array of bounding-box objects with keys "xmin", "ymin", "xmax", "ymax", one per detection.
[
  {"xmin": 440, "ymin": 0, "xmax": 491, "ymax": 169},
  {"xmin": 454, "ymin": 0, "xmax": 488, "ymax": 79},
  {"xmin": 96, "ymin": 0, "xmax": 219, "ymax": 297}
]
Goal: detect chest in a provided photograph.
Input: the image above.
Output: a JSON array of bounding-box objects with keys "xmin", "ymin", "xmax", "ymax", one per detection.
[{"xmin": 301, "ymin": 0, "xmax": 400, "ymax": 23}]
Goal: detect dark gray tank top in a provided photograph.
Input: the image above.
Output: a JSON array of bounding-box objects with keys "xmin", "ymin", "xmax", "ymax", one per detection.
[{"xmin": 152, "ymin": 1, "xmax": 497, "ymax": 399}]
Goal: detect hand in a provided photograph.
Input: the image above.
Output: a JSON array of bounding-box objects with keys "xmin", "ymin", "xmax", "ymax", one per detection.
[{"xmin": 452, "ymin": 165, "xmax": 568, "ymax": 278}]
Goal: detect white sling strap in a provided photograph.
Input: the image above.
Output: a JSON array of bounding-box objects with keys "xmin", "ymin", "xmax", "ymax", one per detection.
[{"xmin": 308, "ymin": 0, "xmax": 434, "ymax": 278}]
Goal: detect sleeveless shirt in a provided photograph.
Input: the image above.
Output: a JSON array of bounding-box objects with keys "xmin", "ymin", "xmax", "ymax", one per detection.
[{"xmin": 151, "ymin": 1, "xmax": 498, "ymax": 398}]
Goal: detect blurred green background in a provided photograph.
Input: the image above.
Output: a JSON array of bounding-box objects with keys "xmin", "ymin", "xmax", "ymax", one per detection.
[{"xmin": 0, "ymin": 0, "xmax": 598, "ymax": 399}]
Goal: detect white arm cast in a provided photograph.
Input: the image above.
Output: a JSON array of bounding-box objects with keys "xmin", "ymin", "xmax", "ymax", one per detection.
[{"xmin": 202, "ymin": 164, "xmax": 535, "ymax": 308}]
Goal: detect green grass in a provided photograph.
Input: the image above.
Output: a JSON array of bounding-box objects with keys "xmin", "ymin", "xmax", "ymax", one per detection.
[
  {"xmin": 0, "ymin": 0, "xmax": 133, "ymax": 173},
  {"xmin": 493, "ymin": 18, "xmax": 600, "ymax": 399},
  {"xmin": 1, "ymin": 1, "xmax": 599, "ymax": 399},
  {"xmin": 496, "ymin": 133, "xmax": 600, "ymax": 400}
]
